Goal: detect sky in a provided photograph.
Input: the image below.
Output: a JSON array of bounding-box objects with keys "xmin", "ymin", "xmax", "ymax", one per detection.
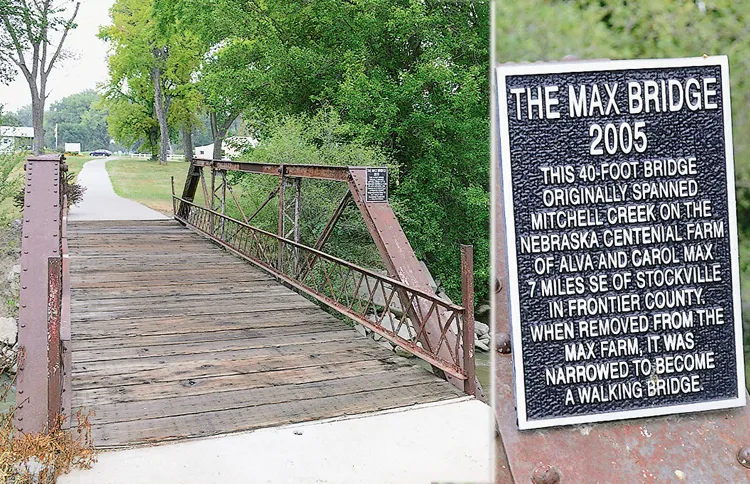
[{"xmin": 0, "ymin": 0, "xmax": 115, "ymax": 114}]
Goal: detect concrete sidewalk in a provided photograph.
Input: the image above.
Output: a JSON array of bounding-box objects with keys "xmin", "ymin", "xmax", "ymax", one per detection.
[
  {"xmin": 59, "ymin": 398, "xmax": 493, "ymax": 484},
  {"xmin": 68, "ymin": 158, "xmax": 168, "ymax": 221}
]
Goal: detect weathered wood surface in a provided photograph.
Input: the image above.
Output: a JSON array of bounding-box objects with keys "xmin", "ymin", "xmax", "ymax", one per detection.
[{"xmin": 68, "ymin": 220, "xmax": 462, "ymax": 448}]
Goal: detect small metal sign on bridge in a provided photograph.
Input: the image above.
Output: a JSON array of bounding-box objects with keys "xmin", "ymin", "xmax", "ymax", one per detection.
[
  {"xmin": 496, "ymin": 56, "xmax": 744, "ymax": 430},
  {"xmin": 365, "ymin": 167, "xmax": 388, "ymax": 203}
]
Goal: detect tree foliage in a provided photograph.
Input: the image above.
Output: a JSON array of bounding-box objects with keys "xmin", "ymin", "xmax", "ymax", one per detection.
[
  {"xmin": 0, "ymin": 0, "xmax": 81, "ymax": 153},
  {"xmin": 44, "ymin": 91, "xmax": 109, "ymax": 151},
  {"xmin": 110, "ymin": 0, "xmax": 490, "ymax": 303},
  {"xmin": 180, "ymin": 0, "xmax": 490, "ymax": 302},
  {"xmin": 100, "ymin": 0, "xmax": 203, "ymax": 163}
]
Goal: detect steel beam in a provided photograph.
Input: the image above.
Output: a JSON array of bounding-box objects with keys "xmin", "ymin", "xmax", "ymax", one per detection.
[
  {"xmin": 461, "ymin": 245, "xmax": 476, "ymax": 397},
  {"xmin": 347, "ymin": 167, "xmax": 485, "ymax": 399},
  {"xmin": 193, "ymin": 158, "xmax": 350, "ymax": 181},
  {"xmin": 17, "ymin": 154, "xmax": 64, "ymax": 434}
]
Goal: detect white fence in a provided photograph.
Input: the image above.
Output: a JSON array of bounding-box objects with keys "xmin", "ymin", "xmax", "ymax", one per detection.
[{"xmin": 128, "ymin": 153, "xmax": 186, "ymax": 161}]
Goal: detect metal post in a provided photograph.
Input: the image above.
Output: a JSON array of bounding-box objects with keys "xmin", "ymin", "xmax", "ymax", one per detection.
[
  {"xmin": 17, "ymin": 154, "xmax": 65, "ymax": 434},
  {"xmin": 277, "ymin": 165, "xmax": 286, "ymax": 270},
  {"xmin": 461, "ymin": 245, "xmax": 476, "ymax": 396},
  {"xmin": 293, "ymin": 178, "xmax": 301, "ymax": 273}
]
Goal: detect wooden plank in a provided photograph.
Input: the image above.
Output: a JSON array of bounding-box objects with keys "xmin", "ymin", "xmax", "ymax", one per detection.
[
  {"xmin": 72, "ymin": 329, "xmax": 357, "ymax": 363},
  {"xmin": 73, "ymin": 340, "xmax": 397, "ymax": 390},
  {"xmin": 70, "ymin": 284, "xmax": 281, "ymax": 300},
  {"xmin": 71, "ymin": 287, "xmax": 295, "ymax": 311},
  {"xmin": 72, "ymin": 320, "xmax": 348, "ymax": 351},
  {"xmin": 71, "ymin": 308, "xmax": 334, "ymax": 339},
  {"xmin": 71, "ymin": 275, "xmax": 274, "ymax": 289},
  {"xmin": 73, "ymin": 356, "xmax": 412, "ymax": 406},
  {"xmin": 73, "ymin": 337, "xmax": 382, "ymax": 376},
  {"xmin": 70, "ymin": 298, "xmax": 319, "ymax": 322},
  {"xmin": 86, "ymin": 367, "xmax": 446, "ymax": 425},
  {"xmin": 85, "ymin": 382, "xmax": 460, "ymax": 447}
]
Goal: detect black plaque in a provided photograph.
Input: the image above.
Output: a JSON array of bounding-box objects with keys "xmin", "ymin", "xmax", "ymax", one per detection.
[
  {"xmin": 496, "ymin": 57, "xmax": 745, "ymax": 429},
  {"xmin": 366, "ymin": 167, "xmax": 388, "ymax": 202}
]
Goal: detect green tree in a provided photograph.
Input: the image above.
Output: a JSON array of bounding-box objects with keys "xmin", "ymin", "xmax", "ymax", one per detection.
[
  {"xmin": 160, "ymin": 0, "xmax": 491, "ymax": 302},
  {"xmin": 100, "ymin": 0, "xmax": 202, "ymax": 164},
  {"xmin": 0, "ymin": 0, "xmax": 81, "ymax": 154},
  {"xmin": 44, "ymin": 90, "xmax": 109, "ymax": 151}
]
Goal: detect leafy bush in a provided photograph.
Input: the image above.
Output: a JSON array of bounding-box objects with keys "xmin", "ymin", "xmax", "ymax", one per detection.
[
  {"xmin": 232, "ymin": 110, "xmax": 397, "ymax": 271},
  {"xmin": 13, "ymin": 165, "xmax": 86, "ymax": 211},
  {"xmin": 0, "ymin": 153, "xmax": 25, "ymax": 225}
]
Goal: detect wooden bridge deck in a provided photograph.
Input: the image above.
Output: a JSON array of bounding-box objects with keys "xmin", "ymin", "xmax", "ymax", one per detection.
[{"xmin": 67, "ymin": 220, "xmax": 463, "ymax": 448}]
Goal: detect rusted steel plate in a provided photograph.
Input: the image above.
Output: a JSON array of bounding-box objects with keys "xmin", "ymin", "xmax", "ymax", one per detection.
[
  {"xmin": 47, "ymin": 257, "xmax": 62, "ymax": 430},
  {"xmin": 495, "ymin": 355, "xmax": 750, "ymax": 483},
  {"xmin": 17, "ymin": 154, "xmax": 64, "ymax": 433}
]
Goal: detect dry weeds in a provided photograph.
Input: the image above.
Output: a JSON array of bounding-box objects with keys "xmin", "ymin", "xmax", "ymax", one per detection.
[{"xmin": 0, "ymin": 352, "xmax": 97, "ymax": 483}]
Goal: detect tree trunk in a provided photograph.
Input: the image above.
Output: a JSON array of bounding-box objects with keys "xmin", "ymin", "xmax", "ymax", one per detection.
[
  {"xmin": 149, "ymin": 128, "xmax": 159, "ymax": 161},
  {"xmin": 31, "ymin": 96, "xmax": 45, "ymax": 155},
  {"xmin": 152, "ymin": 66, "xmax": 170, "ymax": 165},
  {"xmin": 182, "ymin": 125, "xmax": 193, "ymax": 164},
  {"xmin": 210, "ymin": 112, "xmax": 223, "ymax": 160}
]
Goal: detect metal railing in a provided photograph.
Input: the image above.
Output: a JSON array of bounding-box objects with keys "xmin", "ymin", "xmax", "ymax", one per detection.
[{"xmin": 172, "ymin": 194, "xmax": 474, "ymax": 382}]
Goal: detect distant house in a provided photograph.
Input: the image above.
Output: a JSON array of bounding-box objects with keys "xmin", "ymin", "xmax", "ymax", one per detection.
[
  {"xmin": 194, "ymin": 136, "xmax": 259, "ymax": 160},
  {"xmin": 0, "ymin": 126, "xmax": 33, "ymax": 153}
]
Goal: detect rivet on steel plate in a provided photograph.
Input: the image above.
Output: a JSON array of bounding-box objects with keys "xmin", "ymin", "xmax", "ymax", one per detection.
[
  {"xmin": 496, "ymin": 332, "xmax": 511, "ymax": 354},
  {"xmin": 532, "ymin": 465, "xmax": 561, "ymax": 484},
  {"xmin": 737, "ymin": 446, "xmax": 750, "ymax": 469}
]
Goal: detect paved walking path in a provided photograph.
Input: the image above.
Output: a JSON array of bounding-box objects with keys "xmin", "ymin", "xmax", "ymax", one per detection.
[
  {"xmin": 59, "ymin": 399, "xmax": 492, "ymax": 484},
  {"xmin": 68, "ymin": 158, "xmax": 168, "ymax": 221}
]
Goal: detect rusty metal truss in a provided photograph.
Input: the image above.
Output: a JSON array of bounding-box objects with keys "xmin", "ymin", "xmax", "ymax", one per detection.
[{"xmin": 176, "ymin": 159, "xmax": 483, "ymax": 397}]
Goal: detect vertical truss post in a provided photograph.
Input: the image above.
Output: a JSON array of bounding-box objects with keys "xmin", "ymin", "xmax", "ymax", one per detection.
[
  {"xmin": 210, "ymin": 165, "xmax": 217, "ymax": 234},
  {"xmin": 277, "ymin": 165, "xmax": 286, "ymax": 270},
  {"xmin": 178, "ymin": 162, "xmax": 201, "ymax": 219},
  {"xmin": 213, "ymin": 170, "xmax": 227, "ymax": 238},
  {"xmin": 461, "ymin": 245, "xmax": 476, "ymax": 396},
  {"xmin": 199, "ymin": 167, "xmax": 212, "ymax": 234},
  {"xmin": 293, "ymin": 178, "xmax": 301, "ymax": 273}
]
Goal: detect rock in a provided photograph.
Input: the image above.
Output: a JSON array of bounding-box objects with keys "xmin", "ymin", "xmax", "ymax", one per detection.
[
  {"xmin": 418, "ymin": 261, "xmax": 439, "ymax": 291},
  {"xmin": 0, "ymin": 317, "xmax": 17, "ymax": 345},
  {"xmin": 394, "ymin": 346, "xmax": 415, "ymax": 358},
  {"xmin": 475, "ymin": 339, "xmax": 489, "ymax": 352},
  {"xmin": 377, "ymin": 340, "xmax": 395, "ymax": 352},
  {"xmin": 474, "ymin": 321, "xmax": 490, "ymax": 337},
  {"xmin": 358, "ymin": 279, "xmax": 403, "ymax": 315},
  {"xmin": 436, "ymin": 291, "xmax": 453, "ymax": 304},
  {"xmin": 15, "ymin": 457, "xmax": 44, "ymax": 480},
  {"xmin": 476, "ymin": 304, "xmax": 491, "ymax": 317},
  {"xmin": 354, "ymin": 324, "xmax": 367, "ymax": 337},
  {"xmin": 369, "ymin": 311, "xmax": 414, "ymax": 341},
  {"xmin": 7, "ymin": 265, "xmax": 20, "ymax": 282}
]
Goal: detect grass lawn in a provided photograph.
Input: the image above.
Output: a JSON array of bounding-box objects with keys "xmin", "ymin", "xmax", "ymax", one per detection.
[{"xmin": 105, "ymin": 157, "xmax": 204, "ymax": 215}]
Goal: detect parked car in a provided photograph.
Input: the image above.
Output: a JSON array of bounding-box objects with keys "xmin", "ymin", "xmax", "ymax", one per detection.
[{"xmin": 90, "ymin": 149, "xmax": 112, "ymax": 156}]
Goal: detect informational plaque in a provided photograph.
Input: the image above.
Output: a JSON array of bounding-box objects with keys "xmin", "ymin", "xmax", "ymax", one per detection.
[
  {"xmin": 366, "ymin": 167, "xmax": 388, "ymax": 202},
  {"xmin": 496, "ymin": 57, "xmax": 745, "ymax": 429}
]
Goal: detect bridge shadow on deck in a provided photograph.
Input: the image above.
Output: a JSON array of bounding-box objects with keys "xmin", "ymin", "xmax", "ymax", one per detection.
[{"xmin": 68, "ymin": 220, "xmax": 463, "ymax": 448}]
